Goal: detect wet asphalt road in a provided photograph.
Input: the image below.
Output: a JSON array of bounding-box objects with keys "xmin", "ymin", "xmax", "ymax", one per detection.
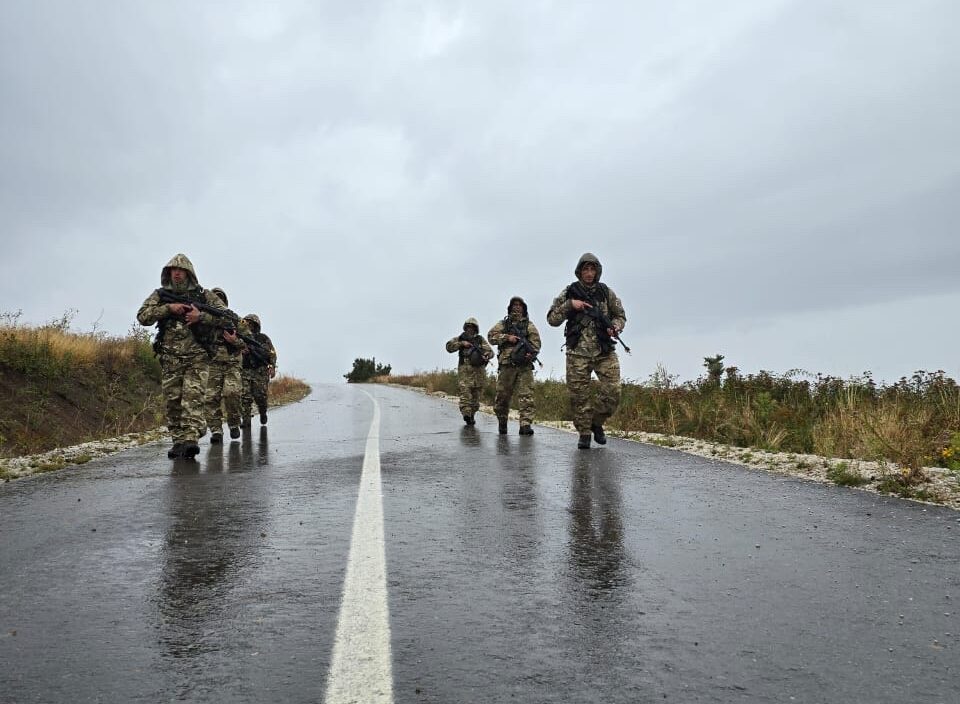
[{"xmin": 1, "ymin": 384, "xmax": 958, "ymax": 704}]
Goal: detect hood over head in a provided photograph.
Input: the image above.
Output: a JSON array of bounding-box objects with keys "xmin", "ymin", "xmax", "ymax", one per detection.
[
  {"xmin": 574, "ymin": 252, "xmax": 602, "ymax": 282},
  {"xmin": 463, "ymin": 317, "xmax": 480, "ymax": 333},
  {"xmin": 243, "ymin": 313, "xmax": 261, "ymax": 333},
  {"xmin": 210, "ymin": 287, "xmax": 228, "ymax": 306},
  {"xmin": 507, "ymin": 296, "xmax": 528, "ymax": 317},
  {"xmin": 161, "ymin": 253, "xmax": 199, "ymax": 288}
]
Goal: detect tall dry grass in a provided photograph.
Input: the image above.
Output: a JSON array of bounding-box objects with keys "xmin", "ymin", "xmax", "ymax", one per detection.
[
  {"xmin": 379, "ymin": 366, "xmax": 960, "ymax": 481},
  {"xmin": 269, "ymin": 374, "xmax": 312, "ymax": 405}
]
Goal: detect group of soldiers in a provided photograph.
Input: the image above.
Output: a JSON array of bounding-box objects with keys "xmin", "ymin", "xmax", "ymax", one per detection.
[
  {"xmin": 447, "ymin": 252, "xmax": 627, "ymax": 449},
  {"xmin": 137, "ymin": 254, "xmax": 278, "ymax": 460}
]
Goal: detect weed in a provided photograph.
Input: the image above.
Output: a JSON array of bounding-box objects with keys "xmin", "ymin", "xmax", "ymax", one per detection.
[
  {"xmin": 827, "ymin": 461, "xmax": 870, "ymax": 487},
  {"xmin": 34, "ymin": 458, "xmax": 66, "ymax": 473}
]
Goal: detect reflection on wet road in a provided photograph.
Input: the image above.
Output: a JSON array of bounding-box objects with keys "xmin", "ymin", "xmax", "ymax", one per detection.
[{"xmin": 1, "ymin": 384, "xmax": 959, "ymax": 703}]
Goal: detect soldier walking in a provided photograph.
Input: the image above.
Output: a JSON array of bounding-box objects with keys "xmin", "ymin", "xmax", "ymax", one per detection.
[
  {"xmin": 547, "ymin": 253, "xmax": 627, "ymax": 449},
  {"xmin": 203, "ymin": 287, "xmax": 246, "ymax": 443},
  {"xmin": 240, "ymin": 314, "xmax": 277, "ymax": 427},
  {"xmin": 137, "ymin": 253, "xmax": 228, "ymax": 459},
  {"xmin": 488, "ymin": 296, "xmax": 541, "ymax": 436},
  {"xmin": 445, "ymin": 317, "xmax": 494, "ymax": 425}
]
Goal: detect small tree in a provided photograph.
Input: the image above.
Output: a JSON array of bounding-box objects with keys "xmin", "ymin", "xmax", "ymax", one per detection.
[
  {"xmin": 703, "ymin": 354, "xmax": 725, "ymax": 387},
  {"xmin": 344, "ymin": 357, "xmax": 392, "ymax": 383}
]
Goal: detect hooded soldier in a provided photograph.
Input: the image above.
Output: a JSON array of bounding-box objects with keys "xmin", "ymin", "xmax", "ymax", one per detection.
[
  {"xmin": 137, "ymin": 253, "xmax": 228, "ymax": 459},
  {"xmin": 546, "ymin": 252, "xmax": 627, "ymax": 449},
  {"xmin": 239, "ymin": 313, "xmax": 277, "ymax": 427},
  {"xmin": 487, "ymin": 296, "xmax": 542, "ymax": 436},
  {"xmin": 445, "ymin": 317, "xmax": 494, "ymax": 425},
  {"xmin": 203, "ymin": 287, "xmax": 248, "ymax": 443}
]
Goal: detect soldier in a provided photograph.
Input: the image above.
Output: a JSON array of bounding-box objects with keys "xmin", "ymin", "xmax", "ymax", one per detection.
[
  {"xmin": 445, "ymin": 317, "xmax": 494, "ymax": 425},
  {"xmin": 546, "ymin": 253, "xmax": 627, "ymax": 449},
  {"xmin": 240, "ymin": 314, "xmax": 277, "ymax": 427},
  {"xmin": 203, "ymin": 287, "xmax": 247, "ymax": 443},
  {"xmin": 488, "ymin": 296, "xmax": 542, "ymax": 436},
  {"xmin": 137, "ymin": 253, "xmax": 228, "ymax": 459}
]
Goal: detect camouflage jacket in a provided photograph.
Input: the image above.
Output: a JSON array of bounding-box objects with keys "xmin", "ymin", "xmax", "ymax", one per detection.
[
  {"xmin": 211, "ymin": 318, "xmax": 252, "ymax": 364},
  {"xmin": 446, "ymin": 334, "xmax": 494, "ymax": 368},
  {"xmin": 547, "ymin": 282, "xmax": 626, "ymax": 358},
  {"xmin": 242, "ymin": 332, "xmax": 277, "ymax": 370},
  {"xmin": 136, "ymin": 253, "xmax": 227, "ymax": 359},
  {"xmin": 487, "ymin": 316, "xmax": 541, "ymax": 368}
]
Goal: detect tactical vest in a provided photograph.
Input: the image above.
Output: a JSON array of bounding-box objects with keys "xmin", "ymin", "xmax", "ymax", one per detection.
[
  {"xmin": 152, "ymin": 287, "xmax": 218, "ymax": 357},
  {"xmin": 563, "ymin": 282, "xmax": 613, "ymax": 354},
  {"xmin": 458, "ymin": 333, "xmax": 488, "ymax": 367},
  {"xmin": 502, "ymin": 318, "xmax": 535, "ymax": 366},
  {"xmin": 242, "ymin": 332, "xmax": 273, "ymax": 370}
]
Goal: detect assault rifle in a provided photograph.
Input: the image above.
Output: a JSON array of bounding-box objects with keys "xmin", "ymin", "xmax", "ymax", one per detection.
[
  {"xmin": 155, "ymin": 289, "xmax": 273, "ymax": 366},
  {"xmin": 580, "ymin": 303, "xmax": 631, "ymax": 354},
  {"xmin": 506, "ymin": 323, "xmax": 543, "ymax": 367}
]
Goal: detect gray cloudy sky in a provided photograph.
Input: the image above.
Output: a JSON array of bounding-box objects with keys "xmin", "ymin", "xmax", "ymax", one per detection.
[{"xmin": 2, "ymin": 1, "xmax": 958, "ymax": 384}]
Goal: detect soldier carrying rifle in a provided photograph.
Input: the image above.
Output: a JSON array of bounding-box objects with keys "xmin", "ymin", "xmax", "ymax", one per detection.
[
  {"xmin": 137, "ymin": 253, "xmax": 230, "ymax": 459},
  {"xmin": 488, "ymin": 296, "xmax": 542, "ymax": 436},
  {"xmin": 547, "ymin": 253, "xmax": 628, "ymax": 450},
  {"xmin": 445, "ymin": 317, "xmax": 494, "ymax": 426}
]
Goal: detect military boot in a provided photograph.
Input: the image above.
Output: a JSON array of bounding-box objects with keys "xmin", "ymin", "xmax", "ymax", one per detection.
[
  {"xmin": 577, "ymin": 434, "xmax": 592, "ymax": 450},
  {"xmin": 259, "ymin": 411, "xmax": 268, "ymax": 425},
  {"xmin": 498, "ymin": 417, "xmax": 508, "ymax": 435},
  {"xmin": 210, "ymin": 432, "xmax": 223, "ymax": 444},
  {"xmin": 229, "ymin": 426, "xmax": 241, "ymax": 440},
  {"xmin": 167, "ymin": 443, "xmax": 183, "ymax": 459},
  {"xmin": 181, "ymin": 441, "xmax": 201, "ymax": 459},
  {"xmin": 592, "ymin": 425, "xmax": 607, "ymax": 445},
  {"xmin": 519, "ymin": 425, "xmax": 534, "ymax": 436},
  {"xmin": 463, "ymin": 414, "xmax": 473, "ymax": 426}
]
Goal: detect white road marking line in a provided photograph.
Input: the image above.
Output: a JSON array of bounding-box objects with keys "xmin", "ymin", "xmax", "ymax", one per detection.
[{"xmin": 324, "ymin": 392, "xmax": 394, "ymax": 704}]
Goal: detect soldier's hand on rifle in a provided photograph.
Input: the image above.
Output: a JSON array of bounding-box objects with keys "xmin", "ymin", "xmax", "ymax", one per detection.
[
  {"xmin": 168, "ymin": 303, "xmax": 191, "ymax": 316},
  {"xmin": 571, "ymin": 299, "xmax": 593, "ymax": 312},
  {"xmin": 268, "ymin": 365, "xmax": 276, "ymax": 379},
  {"xmin": 223, "ymin": 328, "xmax": 238, "ymax": 344},
  {"xmin": 184, "ymin": 305, "xmax": 201, "ymax": 325},
  {"xmin": 506, "ymin": 334, "xmax": 519, "ymax": 343},
  {"xmin": 460, "ymin": 340, "xmax": 473, "ymax": 349}
]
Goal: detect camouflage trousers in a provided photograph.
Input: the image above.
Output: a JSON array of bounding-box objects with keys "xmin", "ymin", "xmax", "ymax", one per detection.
[
  {"xmin": 241, "ymin": 367, "xmax": 270, "ymax": 419},
  {"xmin": 494, "ymin": 364, "xmax": 535, "ymax": 425},
  {"xmin": 457, "ymin": 364, "xmax": 487, "ymax": 416},
  {"xmin": 566, "ymin": 352, "xmax": 621, "ymax": 434},
  {"xmin": 205, "ymin": 358, "xmax": 243, "ymax": 432},
  {"xmin": 161, "ymin": 353, "xmax": 209, "ymax": 443}
]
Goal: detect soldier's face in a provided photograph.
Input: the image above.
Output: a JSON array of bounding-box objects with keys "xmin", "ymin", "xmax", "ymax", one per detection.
[
  {"xmin": 580, "ymin": 263, "xmax": 597, "ymax": 284},
  {"xmin": 510, "ymin": 301, "xmax": 524, "ymax": 316},
  {"xmin": 170, "ymin": 268, "xmax": 188, "ymax": 285},
  {"xmin": 464, "ymin": 325, "xmax": 478, "ymax": 336}
]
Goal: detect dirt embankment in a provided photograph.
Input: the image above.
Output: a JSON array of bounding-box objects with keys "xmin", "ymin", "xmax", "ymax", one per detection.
[
  {"xmin": 0, "ymin": 372, "xmax": 312, "ymax": 481},
  {"xmin": 0, "ymin": 363, "xmax": 162, "ymax": 459}
]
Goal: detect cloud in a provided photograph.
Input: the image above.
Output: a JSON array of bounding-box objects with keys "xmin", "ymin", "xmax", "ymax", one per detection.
[{"xmin": 2, "ymin": 0, "xmax": 958, "ymax": 384}]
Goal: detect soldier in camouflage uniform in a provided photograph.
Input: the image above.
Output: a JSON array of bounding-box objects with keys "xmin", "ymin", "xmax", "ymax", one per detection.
[
  {"xmin": 488, "ymin": 296, "xmax": 542, "ymax": 436},
  {"xmin": 137, "ymin": 253, "xmax": 228, "ymax": 459},
  {"xmin": 240, "ymin": 314, "xmax": 277, "ymax": 427},
  {"xmin": 203, "ymin": 287, "xmax": 247, "ymax": 443},
  {"xmin": 547, "ymin": 253, "xmax": 627, "ymax": 449},
  {"xmin": 445, "ymin": 317, "xmax": 494, "ymax": 426}
]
